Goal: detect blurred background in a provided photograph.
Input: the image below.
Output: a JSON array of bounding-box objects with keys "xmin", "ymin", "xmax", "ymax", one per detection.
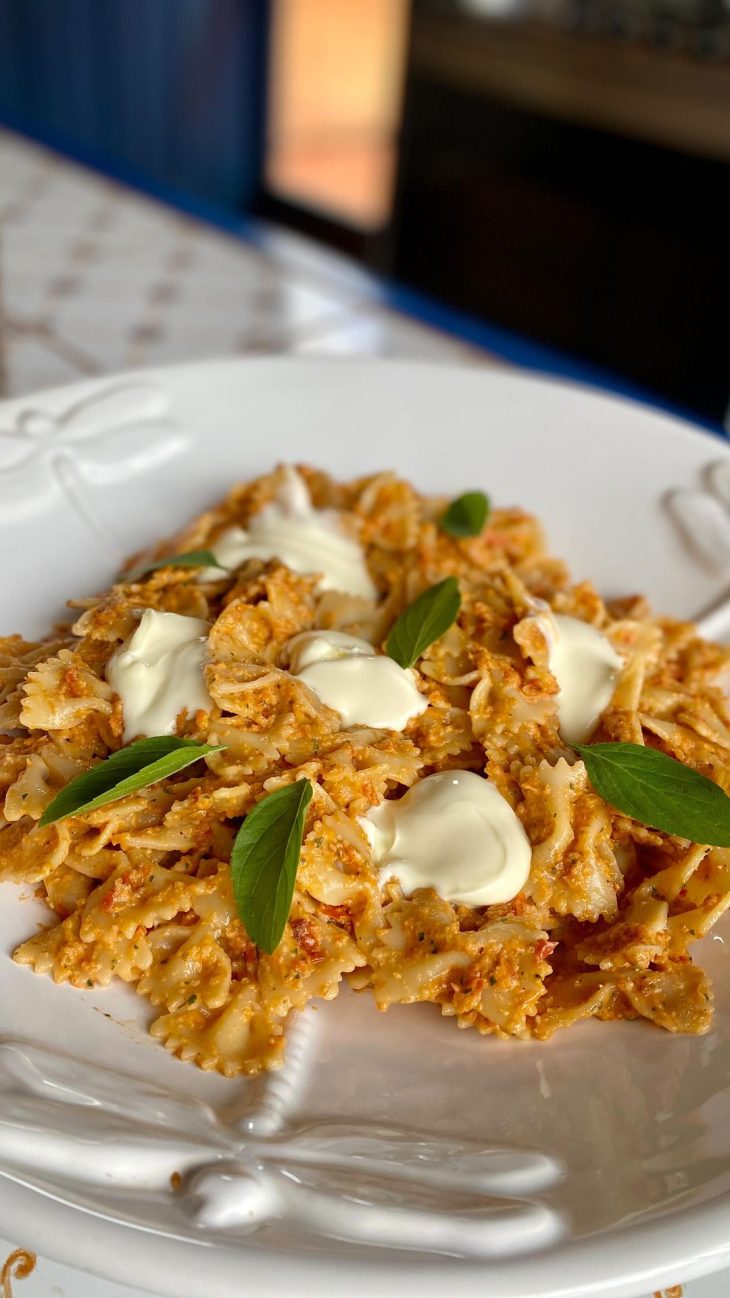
[{"xmin": 0, "ymin": 0, "xmax": 728, "ymax": 427}]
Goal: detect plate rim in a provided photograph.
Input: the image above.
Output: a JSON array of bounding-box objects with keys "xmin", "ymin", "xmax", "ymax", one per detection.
[{"xmin": 1, "ymin": 355, "xmax": 729, "ymax": 1298}]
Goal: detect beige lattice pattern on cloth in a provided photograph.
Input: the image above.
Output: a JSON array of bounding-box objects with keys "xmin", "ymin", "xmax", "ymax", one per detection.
[{"xmin": 0, "ymin": 126, "xmax": 494, "ymax": 402}]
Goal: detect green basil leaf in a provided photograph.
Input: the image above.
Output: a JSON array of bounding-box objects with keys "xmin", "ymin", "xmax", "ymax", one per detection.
[
  {"xmin": 441, "ymin": 491, "xmax": 490, "ymax": 538},
  {"xmin": 576, "ymin": 741, "xmax": 730, "ymax": 846},
  {"xmin": 39, "ymin": 736, "xmax": 224, "ymax": 826},
  {"xmin": 386, "ymin": 577, "xmax": 461, "ymax": 670},
  {"xmin": 124, "ymin": 549, "xmax": 226, "ymax": 582},
  {"xmin": 231, "ymin": 779, "xmax": 313, "ymax": 954}
]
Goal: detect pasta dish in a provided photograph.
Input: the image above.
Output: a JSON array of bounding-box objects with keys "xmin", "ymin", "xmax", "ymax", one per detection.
[{"xmin": 1, "ymin": 463, "xmax": 728, "ymax": 1077}]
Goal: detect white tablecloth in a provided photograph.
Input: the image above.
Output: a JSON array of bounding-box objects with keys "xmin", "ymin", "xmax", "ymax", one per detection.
[{"xmin": 0, "ymin": 126, "xmax": 490, "ymax": 402}]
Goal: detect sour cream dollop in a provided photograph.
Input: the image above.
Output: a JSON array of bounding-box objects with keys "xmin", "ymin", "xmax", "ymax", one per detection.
[
  {"xmin": 360, "ymin": 770, "xmax": 531, "ymax": 906},
  {"xmin": 106, "ymin": 609, "xmax": 211, "ymax": 741},
  {"xmin": 536, "ymin": 612, "xmax": 622, "ymax": 746},
  {"xmin": 288, "ymin": 630, "xmax": 427, "ymax": 731},
  {"xmin": 209, "ymin": 467, "xmax": 377, "ymax": 599}
]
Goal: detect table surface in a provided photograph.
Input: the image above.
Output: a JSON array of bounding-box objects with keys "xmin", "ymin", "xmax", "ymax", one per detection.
[
  {"xmin": 0, "ymin": 126, "xmax": 491, "ymax": 400},
  {"xmin": 0, "ymin": 124, "xmax": 727, "ymax": 1298}
]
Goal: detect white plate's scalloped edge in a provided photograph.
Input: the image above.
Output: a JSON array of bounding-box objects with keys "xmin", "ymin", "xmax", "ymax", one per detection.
[
  {"xmin": 1, "ymin": 358, "xmax": 730, "ymax": 1298},
  {"xmin": 0, "ymin": 1033, "xmax": 565, "ymax": 1257},
  {"xmin": 2, "ymin": 1128, "xmax": 730, "ymax": 1298}
]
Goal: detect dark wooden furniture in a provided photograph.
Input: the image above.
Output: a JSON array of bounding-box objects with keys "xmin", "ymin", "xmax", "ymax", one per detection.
[{"xmin": 390, "ymin": 7, "xmax": 730, "ymax": 422}]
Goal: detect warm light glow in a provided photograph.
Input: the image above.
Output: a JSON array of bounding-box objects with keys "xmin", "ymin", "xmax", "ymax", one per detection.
[{"xmin": 266, "ymin": 0, "xmax": 410, "ymax": 229}]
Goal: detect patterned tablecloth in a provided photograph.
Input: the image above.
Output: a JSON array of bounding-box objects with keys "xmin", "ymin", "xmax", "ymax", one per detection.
[
  {"xmin": 0, "ymin": 127, "xmax": 489, "ymax": 400},
  {"xmin": 0, "ymin": 126, "xmax": 726, "ymax": 1298}
]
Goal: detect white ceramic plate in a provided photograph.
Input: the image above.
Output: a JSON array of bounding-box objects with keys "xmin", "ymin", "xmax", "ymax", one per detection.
[{"xmin": 1, "ymin": 359, "xmax": 730, "ymax": 1298}]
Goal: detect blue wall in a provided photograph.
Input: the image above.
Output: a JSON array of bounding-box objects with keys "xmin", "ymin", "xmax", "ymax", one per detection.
[{"xmin": 0, "ymin": 0, "xmax": 268, "ymax": 211}]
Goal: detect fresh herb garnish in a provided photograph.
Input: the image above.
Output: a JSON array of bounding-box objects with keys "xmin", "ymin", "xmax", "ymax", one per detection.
[
  {"xmin": 124, "ymin": 549, "xmax": 226, "ymax": 582},
  {"xmin": 441, "ymin": 491, "xmax": 490, "ymax": 538},
  {"xmin": 576, "ymin": 741, "xmax": 730, "ymax": 846},
  {"xmin": 386, "ymin": 577, "xmax": 461, "ymax": 670},
  {"xmin": 39, "ymin": 736, "xmax": 223, "ymax": 826},
  {"xmin": 230, "ymin": 779, "xmax": 313, "ymax": 954}
]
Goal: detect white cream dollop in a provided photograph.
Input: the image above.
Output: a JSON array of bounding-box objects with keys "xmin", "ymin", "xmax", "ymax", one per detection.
[
  {"xmin": 106, "ymin": 608, "xmax": 211, "ymax": 742},
  {"xmin": 288, "ymin": 630, "xmax": 427, "ymax": 731},
  {"xmin": 536, "ymin": 611, "xmax": 622, "ymax": 746},
  {"xmin": 360, "ymin": 770, "xmax": 531, "ymax": 906},
  {"xmin": 209, "ymin": 467, "xmax": 377, "ymax": 599}
]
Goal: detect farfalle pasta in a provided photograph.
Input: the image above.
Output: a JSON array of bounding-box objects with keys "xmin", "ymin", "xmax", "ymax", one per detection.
[{"xmin": 1, "ymin": 464, "xmax": 729, "ymax": 1076}]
